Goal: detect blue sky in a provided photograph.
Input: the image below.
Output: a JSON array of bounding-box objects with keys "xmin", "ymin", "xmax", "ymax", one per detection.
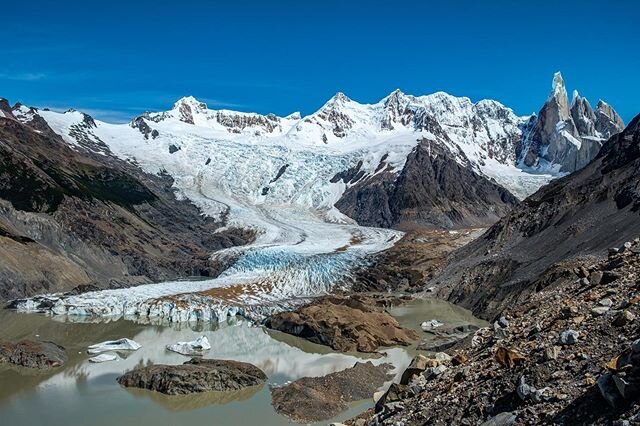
[{"xmin": 1, "ymin": 0, "xmax": 637, "ymax": 122}]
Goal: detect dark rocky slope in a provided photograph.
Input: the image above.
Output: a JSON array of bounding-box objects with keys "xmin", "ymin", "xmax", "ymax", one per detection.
[
  {"xmin": 0, "ymin": 104, "xmax": 253, "ymax": 300},
  {"xmin": 349, "ymin": 241, "xmax": 640, "ymax": 425},
  {"xmin": 335, "ymin": 139, "xmax": 519, "ymax": 229},
  {"xmin": 435, "ymin": 114, "xmax": 640, "ymax": 320}
]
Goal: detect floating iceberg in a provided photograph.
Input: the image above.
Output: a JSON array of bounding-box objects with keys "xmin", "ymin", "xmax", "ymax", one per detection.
[
  {"xmin": 87, "ymin": 338, "xmax": 141, "ymax": 354},
  {"xmin": 88, "ymin": 353, "xmax": 118, "ymax": 363},
  {"xmin": 421, "ymin": 320, "xmax": 444, "ymax": 332},
  {"xmin": 166, "ymin": 335, "xmax": 211, "ymax": 356}
]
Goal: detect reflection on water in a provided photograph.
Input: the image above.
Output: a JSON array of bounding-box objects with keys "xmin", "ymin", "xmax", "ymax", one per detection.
[
  {"xmin": 0, "ymin": 297, "xmax": 483, "ymax": 426},
  {"xmin": 124, "ymin": 384, "xmax": 264, "ymax": 411}
]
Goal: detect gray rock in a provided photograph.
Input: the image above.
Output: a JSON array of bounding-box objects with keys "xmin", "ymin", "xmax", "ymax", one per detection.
[
  {"xmin": 334, "ymin": 139, "xmax": 518, "ymax": 229},
  {"xmin": 598, "ymin": 298, "xmax": 614, "ymax": 307},
  {"xmin": 559, "ymin": 330, "xmax": 579, "ymax": 345},
  {"xmin": 423, "ymin": 364, "xmax": 448, "ymax": 380},
  {"xmin": 544, "ymin": 346, "xmax": 560, "ymax": 361},
  {"xmin": 521, "ymin": 73, "xmax": 619, "ymax": 173},
  {"xmin": 594, "ymin": 100, "xmax": 625, "ymax": 138},
  {"xmin": 497, "ymin": 316, "xmax": 509, "ymax": 328},
  {"xmin": 515, "ymin": 375, "xmax": 547, "ymax": 402},
  {"xmin": 591, "ymin": 306, "xmax": 610, "ymax": 316},
  {"xmin": 590, "ymin": 271, "xmax": 604, "ymax": 285},
  {"xmin": 400, "ymin": 354, "xmax": 430, "ymax": 385},
  {"xmin": 481, "ymin": 412, "xmax": 517, "ymax": 426},
  {"xmin": 516, "ymin": 375, "xmax": 536, "ymax": 401}
]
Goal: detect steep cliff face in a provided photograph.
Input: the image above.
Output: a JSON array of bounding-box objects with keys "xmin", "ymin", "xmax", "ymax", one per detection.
[
  {"xmin": 0, "ymin": 105, "xmax": 253, "ymax": 300},
  {"xmin": 435, "ymin": 114, "xmax": 640, "ymax": 319},
  {"xmin": 595, "ymin": 99, "xmax": 625, "ymax": 137},
  {"xmin": 335, "ymin": 139, "xmax": 518, "ymax": 229},
  {"xmin": 521, "ymin": 73, "xmax": 625, "ymax": 173}
]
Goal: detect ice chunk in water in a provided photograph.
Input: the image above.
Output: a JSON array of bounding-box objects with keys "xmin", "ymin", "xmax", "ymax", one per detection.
[
  {"xmin": 88, "ymin": 353, "xmax": 118, "ymax": 363},
  {"xmin": 421, "ymin": 320, "xmax": 444, "ymax": 331},
  {"xmin": 166, "ymin": 335, "xmax": 211, "ymax": 356},
  {"xmin": 87, "ymin": 338, "xmax": 141, "ymax": 354}
]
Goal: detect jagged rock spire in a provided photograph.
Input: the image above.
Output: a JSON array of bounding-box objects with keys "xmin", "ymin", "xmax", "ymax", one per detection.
[{"xmin": 550, "ymin": 71, "xmax": 570, "ymax": 121}]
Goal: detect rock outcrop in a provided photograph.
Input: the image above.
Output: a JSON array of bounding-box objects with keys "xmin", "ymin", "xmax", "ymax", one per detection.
[
  {"xmin": 335, "ymin": 139, "xmax": 519, "ymax": 229},
  {"xmin": 270, "ymin": 361, "xmax": 393, "ymax": 423},
  {"xmin": 116, "ymin": 358, "xmax": 267, "ymax": 395},
  {"xmin": 0, "ymin": 340, "xmax": 66, "ymax": 369},
  {"xmin": 266, "ymin": 295, "xmax": 419, "ymax": 352},
  {"xmin": 349, "ymin": 239, "xmax": 640, "ymax": 425}
]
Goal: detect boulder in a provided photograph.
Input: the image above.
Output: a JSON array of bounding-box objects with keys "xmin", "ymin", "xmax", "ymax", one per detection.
[
  {"xmin": 559, "ymin": 330, "xmax": 579, "ymax": 345},
  {"xmin": 0, "ymin": 340, "xmax": 66, "ymax": 369},
  {"xmin": 400, "ymin": 354, "xmax": 429, "ymax": 385},
  {"xmin": 117, "ymin": 358, "xmax": 267, "ymax": 395},
  {"xmin": 375, "ymin": 382, "xmax": 413, "ymax": 413},
  {"xmin": 480, "ymin": 412, "xmax": 517, "ymax": 426}
]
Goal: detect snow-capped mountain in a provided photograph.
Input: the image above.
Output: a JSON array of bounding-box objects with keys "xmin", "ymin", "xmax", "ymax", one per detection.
[
  {"xmin": 1, "ymin": 72, "xmax": 625, "ymax": 323},
  {"xmin": 8, "ymin": 72, "xmax": 624, "ymax": 214}
]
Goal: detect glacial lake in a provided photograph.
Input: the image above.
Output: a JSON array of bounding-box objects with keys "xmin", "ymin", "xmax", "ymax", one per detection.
[{"xmin": 0, "ymin": 298, "xmax": 485, "ymax": 426}]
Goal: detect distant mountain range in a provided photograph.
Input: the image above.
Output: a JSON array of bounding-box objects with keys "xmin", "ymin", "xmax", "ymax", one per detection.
[{"xmin": 0, "ymin": 72, "xmax": 627, "ymax": 300}]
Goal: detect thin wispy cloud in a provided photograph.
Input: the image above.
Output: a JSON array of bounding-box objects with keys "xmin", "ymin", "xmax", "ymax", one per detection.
[
  {"xmin": 0, "ymin": 72, "xmax": 48, "ymax": 81},
  {"xmin": 199, "ymin": 97, "xmax": 245, "ymax": 109}
]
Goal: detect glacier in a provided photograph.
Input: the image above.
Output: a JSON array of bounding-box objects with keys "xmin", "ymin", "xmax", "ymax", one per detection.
[{"xmin": 12, "ymin": 90, "xmax": 562, "ymax": 323}]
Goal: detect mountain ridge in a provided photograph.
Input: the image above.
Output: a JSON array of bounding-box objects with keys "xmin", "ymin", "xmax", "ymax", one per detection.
[{"xmin": 434, "ymin": 113, "xmax": 640, "ymax": 320}]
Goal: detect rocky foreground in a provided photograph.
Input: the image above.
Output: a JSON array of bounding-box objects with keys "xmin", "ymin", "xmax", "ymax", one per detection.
[{"xmin": 347, "ymin": 238, "xmax": 640, "ymax": 425}]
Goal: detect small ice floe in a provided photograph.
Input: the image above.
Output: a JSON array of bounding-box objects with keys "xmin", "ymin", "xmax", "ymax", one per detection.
[
  {"xmin": 166, "ymin": 336, "xmax": 211, "ymax": 356},
  {"xmin": 421, "ymin": 319, "xmax": 444, "ymax": 332},
  {"xmin": 87, "ymin": 338, "xmax": 142, "ymax": 354},
  {"xmin": 89, "ymin": 353, "xmax": 118, "ymax": 363}
]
